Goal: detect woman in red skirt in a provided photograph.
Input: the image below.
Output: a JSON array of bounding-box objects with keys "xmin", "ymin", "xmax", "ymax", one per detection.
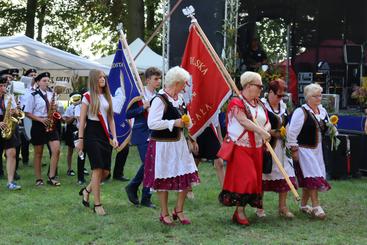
[{"xmin": 219, "ymin": 71, "xmax": 271, "ymax": 226}]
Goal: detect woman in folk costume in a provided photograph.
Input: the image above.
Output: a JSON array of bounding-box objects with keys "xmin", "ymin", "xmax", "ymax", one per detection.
[
  {"xmin": 218, "ymin": 71, "xmax": 271, "ymax": 226},
  {"xmin": 287, "ymin": 83, "xmax": 331, "ymax": 219},
  {"xmin": 76, "ymin": 69, "xmax": 118, "ymax": 216},
  {"xmin": 258, "ymin": 79, "xmax": 297, "ymax": 218},
  {"xmin": 144, "ymin": 66, "xmax": 200, "ymax": 226}
]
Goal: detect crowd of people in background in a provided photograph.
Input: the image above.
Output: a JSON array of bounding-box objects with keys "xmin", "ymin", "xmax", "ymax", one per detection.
[{"xmin": 0, "ymin": 64, "xmax": 349, "ymax": 226}]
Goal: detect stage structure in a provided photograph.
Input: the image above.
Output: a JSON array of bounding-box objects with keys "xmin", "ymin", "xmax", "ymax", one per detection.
[
  {"xmin": 162, "ymin": 0, "xmax": 170, "ymax": 81},
  {"xmin": 162, "ymin": 0, "xmax": 367, "ymax": 177}
]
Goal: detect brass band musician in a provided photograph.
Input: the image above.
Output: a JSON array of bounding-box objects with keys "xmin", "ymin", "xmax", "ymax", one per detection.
[
  {"xmin": 0, "ymin": 76, "xmax": 21, "ymax": 190},
  {"xmin": 24, "ymin": 72, "xmax": 61, "ymax": 186}
]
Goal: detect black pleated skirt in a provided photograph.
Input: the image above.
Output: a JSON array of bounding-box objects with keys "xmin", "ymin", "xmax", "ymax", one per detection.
[{"xmin": 84, "ymin": 119, "xmax": 112, "ymax": 171}]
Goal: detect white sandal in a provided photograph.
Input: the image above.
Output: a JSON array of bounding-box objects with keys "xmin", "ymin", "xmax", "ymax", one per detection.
[
  {"xmin": 255, "ymin": 209, "xmax": 266, "ymax": 218},
  {"xmin": 279, "ymin": 207, "xmax": 295, "ymax": 219},
  {"xmin": 186, "ymin": 191, "xmax": 195, "ymax": 200},
  {"xmin": 300, "ymin": 205, "xmax": 313, "ymax": 215},
  {"xmin": 311, "ymin": 206, "xmax": 326, "ymax": 219}
]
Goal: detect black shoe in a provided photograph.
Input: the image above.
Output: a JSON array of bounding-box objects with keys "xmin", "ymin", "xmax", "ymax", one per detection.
[
  {"xmin": 67, "ymin": 169, "xmax": 76, "ymax": 176},
  {"xmin": 125, "ymin": 185, "xmax": 139, "ymax": 205},
  {"xmin": 47, "ymin": 176, "xmax": 61, "ymax": 186},
  {"xmin": 113, "ymin": 176, "xmax": 130, "ymax": 182},
  {"xmin": 83, "ymin": 168, "xmax": 89, "ymax": 176},
  {"xmin": 14, "ymin": 172, "xmax": 21, "ymax": 180},
  {"xmin": 141, "ymin": 200, "xmax": 156, "ymax": 209},
  {"xmin": 79, "ymin": 187, "xmax": 90, "ymax": 207}
]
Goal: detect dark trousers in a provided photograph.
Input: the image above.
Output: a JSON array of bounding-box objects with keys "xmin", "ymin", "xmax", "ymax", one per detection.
[
  {"xmin": 15, "ymin": 146, "xmax": 20, "ymax": 170},
  {"xmin": 113, "ymin": 145, "xmax": 129, "ymax": 178},
  {"xmin": 20, "ymin": 131, "xmax": 30, "ymax": 163},
  {"xmin": 77, "ymin": 150, "xmax": 86, "ymax": 181},
  {"xmin": 15, "ymin": 131, "xmax": 29, "ymax": 167},
  {"xmin": 0, "ymin": 146, "xmax": 3, "ymax": 176},
  {"xmin": 127, "ymin": 141, "xmax": 151, "ymax": 202}
]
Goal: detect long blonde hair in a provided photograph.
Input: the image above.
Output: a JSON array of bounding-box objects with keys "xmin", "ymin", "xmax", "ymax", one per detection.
[{"xmin": 88, "ymin": 69, "xmax": 113, "ymax": 118}]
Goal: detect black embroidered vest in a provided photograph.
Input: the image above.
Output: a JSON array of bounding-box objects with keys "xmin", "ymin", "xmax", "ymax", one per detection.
[
  {"xmin": 266, "ymin": 101, "xmax": 288, "ymax": 148},
  {"xmin": 297, "ymin": 107, "xmax": 326, "ymax": 148},
  {"xmin": 150, "ymin": 94, "xmax": 184, "ymax": 142},
  {"xmin": 267, "ymin": 110, "xmax": 281, "ymax": 147}
]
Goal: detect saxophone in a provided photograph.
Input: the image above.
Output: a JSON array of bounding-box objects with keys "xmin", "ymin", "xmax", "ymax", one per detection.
[
  {"xmin": 1, "ymin": 95, "xmax": 18, "ymax": 139},
  {"xmin": 45, "ymin": 92, "xmax": 62, "ymax": 132}
]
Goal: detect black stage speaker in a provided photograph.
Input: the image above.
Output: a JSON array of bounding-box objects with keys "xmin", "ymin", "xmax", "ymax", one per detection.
[
  {"xmin": 343, "ymin": 44, "xmax": 363, "ymax": 65},
  {"xmin": 324, "ymin": 134, "xmax": 362, "ymax": 179},
  {"xmin": 351, "ymin": 134, "xmax": 367, "ymax": 176},
  {"xmin": 168, "ymin": 0, "xmax": 225, "ymax": 67}
]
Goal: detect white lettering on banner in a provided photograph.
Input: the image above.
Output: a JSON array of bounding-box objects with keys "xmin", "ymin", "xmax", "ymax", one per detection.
[
  {"xmin": 192, "ymin": 103, "xmax": 213, "ymax": 125},
  {"xmin": 189, "ymin": 57, "xmax": 208, "ymax": 75},
  {"xmin": 111, "ymin": 62, "xmax": 125, "ymax": 68}
]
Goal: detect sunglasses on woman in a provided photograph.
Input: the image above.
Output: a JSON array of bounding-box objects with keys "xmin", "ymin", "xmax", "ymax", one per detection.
[
  {"xmin": 250, "ymin": 83, "xmax": 264, "ymax": 90},
  {"xmin": 275, "ymin": 93, "xmax": 286, "ymax": 98}
]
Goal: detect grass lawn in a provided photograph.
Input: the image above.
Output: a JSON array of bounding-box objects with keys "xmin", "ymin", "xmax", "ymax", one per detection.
[{"xmin": 1, "ymin": 144, "xmax": 366, "ymax": 245}]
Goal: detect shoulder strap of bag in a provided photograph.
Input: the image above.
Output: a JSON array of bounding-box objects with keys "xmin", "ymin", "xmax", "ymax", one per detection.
[{"xmin": 234, "ymin": 129, "xmax": 246, "ymax": 142}]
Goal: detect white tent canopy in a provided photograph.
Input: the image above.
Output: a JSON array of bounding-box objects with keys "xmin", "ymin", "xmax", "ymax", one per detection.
[
  {"xmin": 0, "ymin": 35, "xmax": 109, "ymax": 77},
  {"xmin": 95, "ymin": 38, "xmax": 166, "ymax": 72}
]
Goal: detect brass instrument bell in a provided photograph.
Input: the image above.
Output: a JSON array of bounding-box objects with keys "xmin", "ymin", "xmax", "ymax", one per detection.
[{"xmin": 69, "ymin": 93, "xmax": 82, "ymax": 105}]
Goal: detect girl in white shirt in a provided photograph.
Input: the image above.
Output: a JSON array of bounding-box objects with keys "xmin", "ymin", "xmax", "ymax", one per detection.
[{"xmin": 76, "ymin": 69, "xmax": 118, "ymax": 216}]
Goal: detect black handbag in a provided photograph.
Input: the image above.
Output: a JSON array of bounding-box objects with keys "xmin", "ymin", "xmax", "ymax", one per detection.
[{"xmin": 262, "ymin": 149, "xmax": 273, "ymax": 174}]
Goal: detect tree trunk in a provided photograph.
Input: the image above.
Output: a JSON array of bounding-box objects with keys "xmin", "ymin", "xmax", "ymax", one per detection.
[
  {"xmin": 111, "ymin": 0, "xmax": 125, "ymax": 28},
  {"xmin": 37, "ymin": 3, "xmax": 46, "ymax": 42},
  {"xmin": 127, "ymin": 0, "xmax": 144, "ymax": 42},
  {"xmin": 25, "ymin": 0, "xmax": 37, "ymax": 38}
]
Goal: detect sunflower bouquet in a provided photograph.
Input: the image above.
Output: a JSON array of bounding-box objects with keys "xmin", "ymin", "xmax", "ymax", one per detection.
[
  {"xmin": 278, "ymin": 126, "xmax": 292, "ymax": 158},
  {"xmin": 326, "ymin": 115, "xmax": 340, "ymax": 151},
  {"xmin": 181, "ymin": 114, "xmax": 191, "ymax": 138}
]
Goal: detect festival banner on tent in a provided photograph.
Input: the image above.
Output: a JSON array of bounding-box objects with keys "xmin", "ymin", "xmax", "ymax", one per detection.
[
  {"xmin": 181, "ymin": 24, "xmax": 231, "ymax": 139},
  {"xmin": 108, "ymin": 40, "xmax": 142, "ymax": 151}
]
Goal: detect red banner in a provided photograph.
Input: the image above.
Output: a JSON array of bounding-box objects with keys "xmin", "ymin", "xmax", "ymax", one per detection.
[{"xmin": 181, "ymin": 25, "xmax": 231, "ymax": 139}]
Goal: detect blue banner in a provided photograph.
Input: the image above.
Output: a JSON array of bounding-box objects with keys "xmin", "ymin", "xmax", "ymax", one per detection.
[{"xmin": 108, "ymin": 40, "xmax": 142, "ymax": 151}]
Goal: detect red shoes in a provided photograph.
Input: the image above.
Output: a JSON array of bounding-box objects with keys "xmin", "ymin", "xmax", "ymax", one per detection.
[
  {"xmin": 232, "ymin": 210, "xmax": 250, "ymax": 226},
  {"xmin": 159, "ymin": 209, "xmax": 191, "ymax": 226},
  {"xmin": 172, "ymin": 209, "xmax": 191, "ymax": 225},
  {"xmin": 159, "ymin": 214, "xmax": 175, "ymax": 226}
]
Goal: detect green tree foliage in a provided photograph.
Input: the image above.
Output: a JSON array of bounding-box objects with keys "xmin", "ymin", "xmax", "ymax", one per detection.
[
  {"xmin": 0, "ymin": 1, "xmax": 26, "ymax": 35},
  {"xmin": 0, "ymin": 0, "xmax": 163, "ymax": 58},
  {"xmin": 144, "ymin": 0, "xmax": 163, "ymax": 52},
  {"xmin": 256, "ymin": 18, "xmax": 287, "ymax": 63}
]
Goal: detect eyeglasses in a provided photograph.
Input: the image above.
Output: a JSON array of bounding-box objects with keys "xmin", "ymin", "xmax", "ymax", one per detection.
[
  {"xmin": 311, "ymin": 95, "xmax": 322, "ymax": 98},
  {"xmin": 276, "ymin": 94, "xmax": 286, "ymax": 98},
  {"xmin": 250, "ymin": 83, "xmax": 264, "ymax": 90}
]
